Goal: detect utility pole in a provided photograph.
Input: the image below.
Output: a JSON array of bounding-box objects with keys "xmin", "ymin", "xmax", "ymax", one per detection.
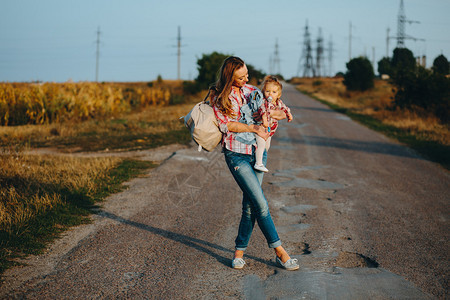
[
  {"xmin": 269, "ymin": 54, "xmax": 273, "ymax": 74},
  {"xmin": 372, "ymin": 47, "xmax": 376, "ymax": 71},
  {"xmin": 386, "ymin": 27, "xmax": 390, "ymax": 57},
  {"xmin": 272, "ymin": 38, "xmax": 281, "ymax": 75},
  {"xmin": 95, "ymin": 26, "xmax": 101, "ymax": 82},
  {"xmin": 348, "ymin": 21, "xmax": 353, "ymax": 61},
  {"xmin": 177, "ymin": 26, "xmax": 181, "ymax": 80},
  {"xmin": 297, "ymin": 20, "xmax": 315, "ymax": 77}
]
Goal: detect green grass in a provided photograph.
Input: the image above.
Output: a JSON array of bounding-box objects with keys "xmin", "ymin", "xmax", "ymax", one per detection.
[
  {"xmin": 300, "ymin": 90, "xmax": 450, "ymax": 170},
  {"xmin": 0, "ymin": 159, "xmax": 156, "ymax": 274}
]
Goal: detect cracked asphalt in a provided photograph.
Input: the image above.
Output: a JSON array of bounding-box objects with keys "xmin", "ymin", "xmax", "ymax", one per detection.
[{"xmin": 1, "ymin": 84, "xmax": 448, "ymax": 299}]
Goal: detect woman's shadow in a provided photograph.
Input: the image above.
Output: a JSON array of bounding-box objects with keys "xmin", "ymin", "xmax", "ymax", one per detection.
[{"xmin": 99, "ymin": 211, "xmax": 275, "ymax": 268}]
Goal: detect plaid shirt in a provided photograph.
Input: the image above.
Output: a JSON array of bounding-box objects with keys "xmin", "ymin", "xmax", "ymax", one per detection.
[
  {"xmin": 260, "ymin": 98, "xmax": 291, "ymax": 137},
  {"xmin": 213, "ymin": 84, "xmax": 258, "ymax": 154}
]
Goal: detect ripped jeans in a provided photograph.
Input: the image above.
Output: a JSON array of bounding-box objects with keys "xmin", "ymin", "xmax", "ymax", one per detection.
[{"xmin": 223, "ymin": 147, "xmax": 282, "ymax": 251}]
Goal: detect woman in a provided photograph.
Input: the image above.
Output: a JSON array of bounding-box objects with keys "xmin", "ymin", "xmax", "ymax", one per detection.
[{"xmin": 211, "ymin": 56, "xmax": 299, "ymax": 271}]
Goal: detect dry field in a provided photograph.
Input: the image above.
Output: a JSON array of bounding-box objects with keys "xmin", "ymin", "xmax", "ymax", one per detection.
[
  {"xmin": 0, "ymin": 81, "xmax": 175, "ymax": 126},
  {"xmin": 291, "ymin": 77, "xmax": 450, "ymax": 146}
]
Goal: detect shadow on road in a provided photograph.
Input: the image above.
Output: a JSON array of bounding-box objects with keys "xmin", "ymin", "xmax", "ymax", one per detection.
[
  {"xmin": 99, "ymin": 211, "xmax": 276, "ymax": 268},
  {"xmin": 277, "ymin": 135, "xmax": 421, "ymax": 160}
]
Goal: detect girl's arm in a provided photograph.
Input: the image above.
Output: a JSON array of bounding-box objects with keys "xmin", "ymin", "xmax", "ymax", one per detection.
[
  {"xmin": 227, "ymin": 122, "xmax": 270, "ymax": 140},
  {"xmin": 269, "ymin": 109, "xmax": 287, "ymax": 120}
]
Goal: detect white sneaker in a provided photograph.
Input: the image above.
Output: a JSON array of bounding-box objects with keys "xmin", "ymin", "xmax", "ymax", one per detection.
[{"xmin": 254, "ymin": 164, "xmax": 269, "ymax": 173}]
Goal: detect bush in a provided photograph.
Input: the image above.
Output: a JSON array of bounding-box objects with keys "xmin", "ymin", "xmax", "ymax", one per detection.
[
  {"xmin": 394, "ymin": 66, "xmax": 450, "ymax": 123},
  {"xmin": 343, "ymin": 57, "xmax": 374, "ymax": 91},
  {"xmin": 182, "ymin": 81, "xmax": 200, "ymax": 95},
  {"xmin": 378, "ymin": 57, "xmax": 392, "ymax": 76}
]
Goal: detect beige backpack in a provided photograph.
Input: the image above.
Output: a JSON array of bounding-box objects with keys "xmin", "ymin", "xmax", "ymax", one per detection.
[{"xmin": 183, "ymin": 91, "xmax": 222, "ymax": 152}]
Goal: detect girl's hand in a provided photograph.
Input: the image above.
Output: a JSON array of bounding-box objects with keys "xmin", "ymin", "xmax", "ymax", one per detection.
[
  {"xmin": 252, "ymin": 125, "xmax": 270, "ymax": 140},
  {"xmin": 287, "ymin": 112, "xmax": 293, "ymax": 122},
  {"xmin": 252, "ymin": 111, "xmax": 262, "ymax": 122}
]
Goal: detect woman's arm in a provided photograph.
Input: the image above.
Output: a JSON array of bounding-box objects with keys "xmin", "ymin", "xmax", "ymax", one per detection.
[{"xmin": 227, "ymin": 122, "xmax": 270, "ymax": 140}]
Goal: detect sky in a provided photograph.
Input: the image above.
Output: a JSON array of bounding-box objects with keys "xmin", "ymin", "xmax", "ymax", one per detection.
[{"xmin": 1, "ymin": 0, "xmax": 449, "ymax": 82}]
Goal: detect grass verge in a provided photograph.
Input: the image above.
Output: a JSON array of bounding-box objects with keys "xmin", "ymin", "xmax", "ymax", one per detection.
[
  {"xmin": 298, "ymin": 89, "xmax": 449, "ymax": 170},
  {"xmin": 0, "ymin": 102, "xmax": 194, "ymax": 152},
  {"xmin": 0, "ymin": 154, "xmax": 156, "ymax": 274}
]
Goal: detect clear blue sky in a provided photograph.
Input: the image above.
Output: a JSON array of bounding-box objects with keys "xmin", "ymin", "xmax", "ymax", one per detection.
[{"xmin": 1, "ymin": 0, "xmax": 449, "ymax": 82}]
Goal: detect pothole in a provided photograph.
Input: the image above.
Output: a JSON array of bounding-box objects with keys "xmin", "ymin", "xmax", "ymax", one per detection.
[
  {"xmin": 335, "ymin": 252, "xmax": 379, "ymax": 268},
  {"xmin": 298, "ymin": 242, "xmax": 311, "ymax": 255}
]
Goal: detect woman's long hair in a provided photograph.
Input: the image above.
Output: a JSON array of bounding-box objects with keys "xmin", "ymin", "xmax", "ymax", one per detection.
[{"xmin": 211, "ymin": 56, "xmax": 245, "ymax": 117}]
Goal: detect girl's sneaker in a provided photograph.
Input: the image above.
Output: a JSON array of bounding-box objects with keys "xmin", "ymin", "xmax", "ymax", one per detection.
[{"xmin": 254, "ymin": 164, "xmax": 269, "ymax": 173}]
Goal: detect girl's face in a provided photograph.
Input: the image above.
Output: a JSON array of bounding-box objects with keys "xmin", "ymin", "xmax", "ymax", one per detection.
[
  {"xmin": 232, "ymin": 65, "xmax": 249, "ymax": 88},
  {"xmin": 263, "ymin": 83, "xmax": 281, "ymax": 101}
]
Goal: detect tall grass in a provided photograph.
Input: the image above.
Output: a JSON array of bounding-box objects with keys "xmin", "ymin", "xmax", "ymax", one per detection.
[{"xmin": 0, "ymin": 81, "xmax": 172, "ymax": 126}]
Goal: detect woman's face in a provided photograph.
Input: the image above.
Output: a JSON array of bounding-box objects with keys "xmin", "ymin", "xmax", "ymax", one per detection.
[{"xmin": 232, "ymin": 65, "xmax": 249, "ymax": 88}]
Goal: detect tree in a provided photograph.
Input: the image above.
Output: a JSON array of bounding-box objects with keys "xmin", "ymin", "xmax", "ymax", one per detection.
[
  {"xmin": 390, "ymin": 48, "xmax": 416, "ymax": 84},
  {"xmin": 194, "ymin": 52, "xmax": 266, "ymax": 90},
  {"xmin": 432, "ymin": 54, "xmax": 449, "ymax": 75},
  {"xmin": 195, "ymin": 52, "xmax": 231, "ymax": 90},
  {"xmin": 343, "ymin": 57, "xmax": 374, "ymax": 91},
  {"xmin": 246, "ymin": 64, "xmax": 266, "ymax": 85},
  {"xmin": 377, "ymin": 57, "xmax": 392, "ymax": 76}
]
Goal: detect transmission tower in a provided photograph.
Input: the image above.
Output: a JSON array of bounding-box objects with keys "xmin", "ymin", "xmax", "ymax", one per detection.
[
  {"xmin": 315, "ymin": 28, "xmax": 324, "ymax": 77},
  {"xmin": 396, "ymin": 0, "xmax": 422, "ymax": 48},
  {"xmin": 95, "ymin": 26, "xmax": 101, "ymax": 82},
  {"xmin": 271, "ymin": 38, "xmax": 281, "ymax": 75},
  {"xmin": 297, "ymin": 20, "xmax": 315, "ymax": 77},
  {"xmin": 328, "ymin": 35, "xmax": 334, "ymax": 77}
]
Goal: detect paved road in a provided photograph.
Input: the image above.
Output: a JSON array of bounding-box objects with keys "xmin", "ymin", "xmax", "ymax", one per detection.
[{"xmin": 1, "ymin": 84, "xmax": 448, "ymax": 299}]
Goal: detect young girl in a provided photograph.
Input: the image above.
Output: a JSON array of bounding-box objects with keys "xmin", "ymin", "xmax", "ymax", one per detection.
[{"xmin": 254, "ymin": 76, "xmax": 293, "ymax": 172}]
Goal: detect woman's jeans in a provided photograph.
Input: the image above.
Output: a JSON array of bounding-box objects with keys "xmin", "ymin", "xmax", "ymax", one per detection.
[{"xmin": 224, "ymin": 147, "xmax": 282, "ymax": 251}]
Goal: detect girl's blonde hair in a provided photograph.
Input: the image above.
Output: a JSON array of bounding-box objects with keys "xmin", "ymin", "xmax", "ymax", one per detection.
[
  {"xmin": 211, "ymin": 56, "xmax": 245, "ymax": 117},
  {"xmin": 261, "ymin": 75, "xmax": 283, "ymax": 98}
]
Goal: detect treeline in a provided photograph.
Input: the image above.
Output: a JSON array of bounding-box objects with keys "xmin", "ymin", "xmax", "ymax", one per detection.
[
  {"xmin": 343, "ymin": 48, "xmax": 449, "ymax": 123},
  {"xmin": 182, "ymin": 52, "xmax": 268, "ymax": 94}
]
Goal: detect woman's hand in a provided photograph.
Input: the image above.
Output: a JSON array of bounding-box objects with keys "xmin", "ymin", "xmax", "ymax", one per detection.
[{"xmin": 252, "ymin": 124, "xmax": 270, "ymax": 140}]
